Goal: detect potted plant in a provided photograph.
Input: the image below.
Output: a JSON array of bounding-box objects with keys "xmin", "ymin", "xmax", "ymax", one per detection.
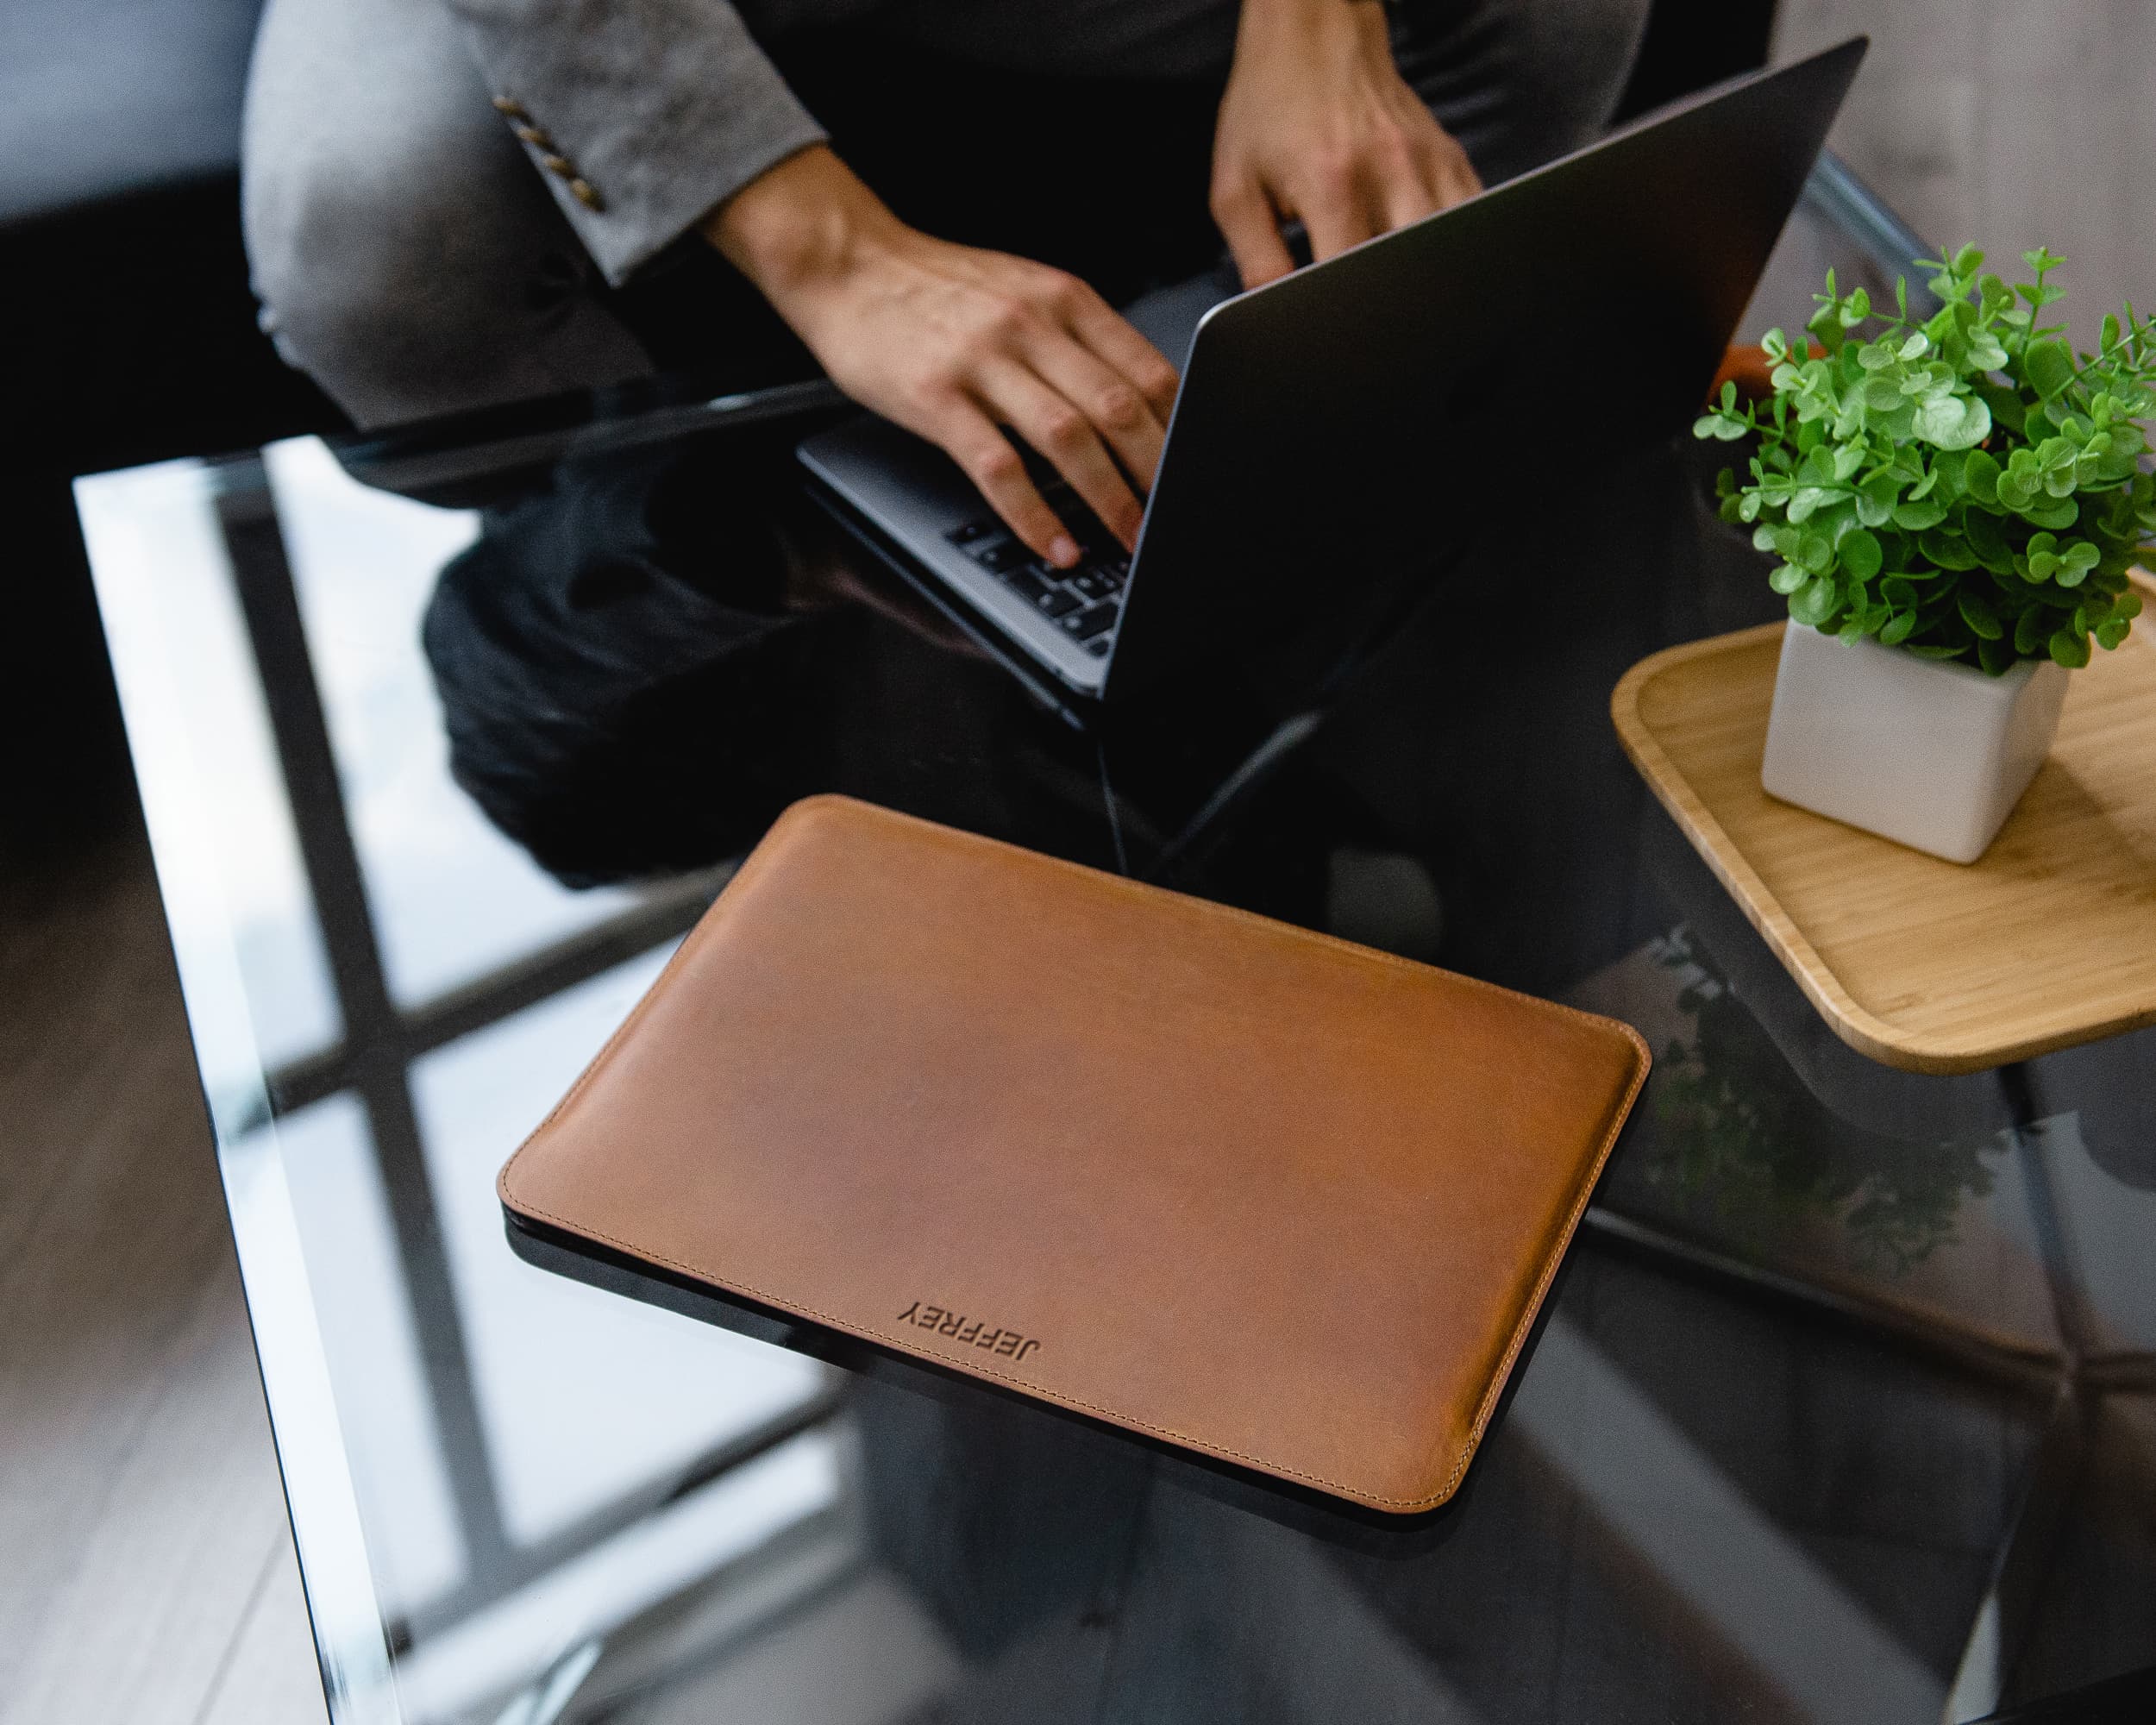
[{"xmin": 1695, "ymin": 246, "xmax": 2156, "ymax": 862}]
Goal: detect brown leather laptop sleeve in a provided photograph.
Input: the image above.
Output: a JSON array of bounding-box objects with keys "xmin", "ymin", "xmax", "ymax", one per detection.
[{"xmin": 500, "ymin": 795, "xmax": 1648, "ymax": 1514}]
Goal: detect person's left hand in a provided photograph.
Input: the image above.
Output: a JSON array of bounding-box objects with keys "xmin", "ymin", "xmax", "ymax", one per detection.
[{"xmin": 1211, "ymin": 0, "xmax": 1482, "ymax": 290}]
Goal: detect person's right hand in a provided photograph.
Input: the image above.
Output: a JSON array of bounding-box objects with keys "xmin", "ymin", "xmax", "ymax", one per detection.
[{"xmin": 705, "ymin": 145, "xmax": 1180, "ymax": 569}]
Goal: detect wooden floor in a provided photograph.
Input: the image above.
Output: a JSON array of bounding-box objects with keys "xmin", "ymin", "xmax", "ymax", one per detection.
[{"xmin": 0, "ymin": 840, "xmax": 327, "ymax": 1725}]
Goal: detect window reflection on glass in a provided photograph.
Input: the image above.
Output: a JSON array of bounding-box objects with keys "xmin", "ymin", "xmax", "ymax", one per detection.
[
  {"xmin": 268, "ymin": 1092, "xmax": 468, "ymax": 1620},
  {"xmin": 75, "ymin": 456, "xmax": 341, "ymax": 1095},
  {"xmin": 263, "ymin": 437, "xmax": 642, "ymax": 1007},
  {"xmin": 393, "ymin": 1433, "xmax": 848, "ymax": 1724},
  {"xmin": 407, "ymin": 943, "xmax": 829, "ymax": 1546}
]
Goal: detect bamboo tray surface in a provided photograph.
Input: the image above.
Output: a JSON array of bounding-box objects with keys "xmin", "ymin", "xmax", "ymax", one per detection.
[{"xmin": 1612, "ymin": 574, "xmax": 2156, "ymax": 1074}]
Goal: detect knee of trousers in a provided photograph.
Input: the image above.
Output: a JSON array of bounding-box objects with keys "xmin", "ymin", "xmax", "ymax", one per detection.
[
  {"xmin": 241, "ymin": 0, "xmax": 645, "ymax": 427},
  {"xmin": 242, "ymin": 144, "xmax": 649, "ymax": 428}
]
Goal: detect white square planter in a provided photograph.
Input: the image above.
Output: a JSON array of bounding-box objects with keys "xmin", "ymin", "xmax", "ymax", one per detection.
[{"xmin": 1760, "ymin": 623, "xmax": 2070, "ymax": 863}]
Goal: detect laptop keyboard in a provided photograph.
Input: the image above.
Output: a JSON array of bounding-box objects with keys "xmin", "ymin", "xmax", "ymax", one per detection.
[{"xmin": 944, "ymin": 483, "xmax": 1130, "ymax": 661}]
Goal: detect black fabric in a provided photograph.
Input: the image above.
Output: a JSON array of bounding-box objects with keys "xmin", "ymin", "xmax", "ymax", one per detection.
[
  {"xmin": 420, "ymin": 438, "xmax": 812, "ymax": 886},
  {"xmin": 420, "ymin": 427, "xmax": 1172, "ymax": 889},
  {"xmin": 610, "ymin": 39, "xmax": 1232, "ymax": 389},
  {"xmin": 417, "ymin": 414, "xmax": 1349, "ymax": 903},
  {"xmin": 608, "ymin": 3, "xmax": 1563, "ymax": 387}
]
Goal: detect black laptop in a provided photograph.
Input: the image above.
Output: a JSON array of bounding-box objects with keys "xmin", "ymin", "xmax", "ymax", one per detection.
[{"xmin": 799, "ymin": 39, "xmax": 1867, "ymax": 706}]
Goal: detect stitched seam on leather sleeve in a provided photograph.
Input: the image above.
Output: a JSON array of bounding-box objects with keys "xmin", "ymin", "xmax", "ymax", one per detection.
[
  {"xmin": 1433, "ymin": 1038, "xmax": 1652, "ymax": 1500},
  {"xmin": 896, "ymin": 800, "xmax": 1660, "ymax": 1056},
  {"xmin": 507, "ymin": 1189, "xmax": 1457, "ymax": 1509}
]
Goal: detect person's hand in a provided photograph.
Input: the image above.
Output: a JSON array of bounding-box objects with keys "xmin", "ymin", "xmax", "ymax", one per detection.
[
  {"xmin": 1212, "ymin": 0, "xmax": 1482, "ymax": 289},
  {"xmin": 705, "ymin": 145, "xmax": 1179, "ymax": 567}
]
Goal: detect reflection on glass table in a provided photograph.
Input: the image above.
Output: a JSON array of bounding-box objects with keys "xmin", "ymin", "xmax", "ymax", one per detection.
[{"xmin": 74, "ymin": 155, "xmax": 2155, "ymax": 1725}]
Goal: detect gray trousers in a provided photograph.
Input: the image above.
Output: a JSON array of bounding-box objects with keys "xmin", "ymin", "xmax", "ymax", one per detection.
[{"xmin": 243, "ymin": 0, "xmax": 1650, "ymax": 429}]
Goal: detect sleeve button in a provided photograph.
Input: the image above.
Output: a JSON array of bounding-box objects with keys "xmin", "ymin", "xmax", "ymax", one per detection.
[{"xmin": 568, "ymin": 179, "xmax": 605, "ymax": 211}]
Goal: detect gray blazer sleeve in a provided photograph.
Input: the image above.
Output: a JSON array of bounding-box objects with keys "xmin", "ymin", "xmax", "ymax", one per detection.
[{"xmin": 444, "ymin": 0, "xmax": 827, "ymax": 285}]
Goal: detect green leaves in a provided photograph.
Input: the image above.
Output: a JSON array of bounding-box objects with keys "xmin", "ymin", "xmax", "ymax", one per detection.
[
  {"xmin": 1839, "ymin": 529, "xmax": 1884, "ymax": 581},
  {"xmin": 2022, "ymin": 532, "xmax": 2101, "ymax": 586},
  {"xmin": 1916, "ymin": 394, "xmax": 1992, "ymax": 449},
  {"xmin": 2022, "ymin": 531, "xmax": 2062, "ymax": 579},
  {"xmin": 1964, "ymin": 508, "xmax": 2013, "ymax": 573},
  {"xmin": 2096, "ymin": 586, "xmax": 2145, "ymax": 649},
  {"xmin": 1789, "ymin": 577, "xmax": 1840, "ymax": 627},
  {"xmin": 1966, "ymin": 327, "xmax": 2009, "ymax": 371},
  {"xmin": 1958, "ymin": 588, "xmax": 2003, "ymax": 638},
  {"xmin": 1784, "ymin": 489, "xmax": 1825, "ymax": 524},
  {"xmin": 1856, "ymin": 469, "xmax": 1902, "ymax": 525},
  {"xmin": 1807, "ymin": 298, "xmax": 1846, "ymax": 356},
  {"xmin": 2023, "ymin": 338, "xmax": 2076, "ymax": 399},
  {"xmin": 1692, "ymin": 380, "xmax": 1750, "ymax": 440},
  {"xmin": 1997, "ymin": 447, "xmax": 2041, "ymax": 508},
  {"xmin": 1695, "ymin": 242, "xmax": 2153, "ymax": 673}
]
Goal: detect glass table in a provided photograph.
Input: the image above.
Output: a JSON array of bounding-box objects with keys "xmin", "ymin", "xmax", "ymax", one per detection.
[{"xmin": 74, "ymin": 157, "xmax": 2156, "ymax": 1724}]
